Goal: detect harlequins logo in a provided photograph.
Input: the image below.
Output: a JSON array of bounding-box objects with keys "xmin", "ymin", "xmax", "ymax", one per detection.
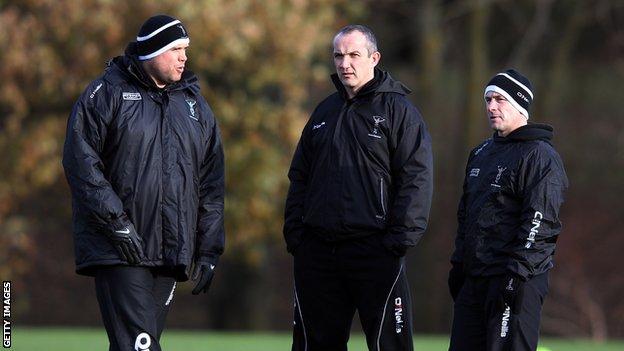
[
  {"xmin": 186, "ymin": 99, "xmax": 198, "ymax": 121},
  {"xmin": 367, "ymin": 115, "xmax": 385, "ymax": 139},
  {"xmin": 491, "ymin": 165, "xmax": 507, "ymax": 188}
]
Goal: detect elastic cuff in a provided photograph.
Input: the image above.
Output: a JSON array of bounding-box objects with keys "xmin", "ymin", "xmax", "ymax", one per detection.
[
  {"xmin": 107, "ymin": 214, "xmax": 131, "ymax": 231},
  {"xmin": 197, "ymin": 254, "xmax": 219, "ymax": 266}
]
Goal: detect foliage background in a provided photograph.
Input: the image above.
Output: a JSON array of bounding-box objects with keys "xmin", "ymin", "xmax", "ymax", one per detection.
[{"xmin": 1, "ymin": 0, "xmax": 622, "ymax": 340}]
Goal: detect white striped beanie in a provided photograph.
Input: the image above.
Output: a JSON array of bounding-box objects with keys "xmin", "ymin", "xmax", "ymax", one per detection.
[
  {"xmin": 484, "ymin": 69, "xmax": 534, "ymax": 118},
  {"xmin": 136, "ymin": 15, "xmax": 189, "ymax": 61}
]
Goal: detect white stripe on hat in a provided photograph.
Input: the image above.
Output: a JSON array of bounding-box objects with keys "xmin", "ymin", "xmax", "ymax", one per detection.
[
  {"xmin": 484, "ymin": 85, "xmax": 530, "ymax": 119},
  {"xmin": 138, "ymin": 37, "xmax": 190, "ymax": 60},
  {"xmin": 496, "ymin": 72, "xmax": 534, "ymax": 99},
  {"xmin": 136, "ymin": 19, "xmax": 182, "ymax": 41}
]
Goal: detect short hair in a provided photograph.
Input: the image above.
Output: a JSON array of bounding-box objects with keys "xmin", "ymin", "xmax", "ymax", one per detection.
[{"xmin": 333, "ymin": 24, "xmax": 378, "ymax": 56}]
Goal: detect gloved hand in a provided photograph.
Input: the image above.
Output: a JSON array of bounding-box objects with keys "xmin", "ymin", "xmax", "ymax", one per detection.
[
  {"xmin": 448, "ymin": 263, "xmax": 465, "ymax": 302},
  {"xmin": 191, "ymin": 262, "xmax": 216, "ymax": 295},
  {"xmin": 500, "ymin": 273, "xmax": 525, "ymax": 313},
  {"xmin": 107, "ymin": 221, "xmax": 144, "ymax": 265}
]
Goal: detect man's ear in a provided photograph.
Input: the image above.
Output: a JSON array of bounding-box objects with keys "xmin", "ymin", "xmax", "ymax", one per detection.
[{"xmin": 371, "ymin": 51, "xmax": 381, "ymax": 67}]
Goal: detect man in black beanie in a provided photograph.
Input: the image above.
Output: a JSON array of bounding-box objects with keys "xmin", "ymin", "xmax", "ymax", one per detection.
[
  {"xmin": 447, "ymin": 69, "xmax": 568, "ymax": 351},
  {"xmin": 63, "ymin": 14, "xmax": 224, "ymax": 351}
]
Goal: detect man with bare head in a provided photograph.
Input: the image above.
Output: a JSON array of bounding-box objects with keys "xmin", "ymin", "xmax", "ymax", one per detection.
[{"xmin": 284, "ymin": 25, "xmax": 433, "ymax": 351}]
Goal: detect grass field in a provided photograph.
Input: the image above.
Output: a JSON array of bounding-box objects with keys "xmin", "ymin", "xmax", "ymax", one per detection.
[{"xmin": 9, "ymin": 327, "xmax": 624, "ymax": 351}]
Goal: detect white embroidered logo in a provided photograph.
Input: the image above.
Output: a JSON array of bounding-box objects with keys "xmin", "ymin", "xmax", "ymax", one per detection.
[
  {"xmin": 313, "ymin": 121, "xmax": 326, "ymax": 130},
  {"xmin": 469, "ymin": 168, "xmax": 480, "ymax": 177},
  {"xmin": 367, "ymin": 115, "xmax": 385, "ymax": 139},
  {"xmin": 134, "ymin": 332, "xmax": 151, "ymax": 351},
  {"xmin": 525, "ymin": 211, "xmax": 543, "ymax": 248},
  {"xmin": 186, "ymin": 99, "xmax": 198, "ymax": 121},
  {"xmin": 474, "ymin": 141, "xmax": 490, "ymax": 155},
  {"xmin": 491, "ymin": 166, "xmax": 507, "ymax": 188},
  {"xmin": 122, "ymin": 92, "xmax": 142, "ymax": 101},
  {"xmin": 90, "ymin": 83, "xmax": 103, "ymax": 99},
  {"xmin": 500, "ymin": 306, "xmax": 511, "ymax": 337},
  {"xmin": 394, "ymin": 297, "xmax": 404, "ymax": 334}
]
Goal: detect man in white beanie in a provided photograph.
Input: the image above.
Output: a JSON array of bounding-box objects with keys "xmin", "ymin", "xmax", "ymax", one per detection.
[
  {"xmin": 448, "ymin": 69, "xmax": 568, "ymax": 351},
  {"xmin": 63, "ymin": 14, "xmax": 224, "ymax": 351}
]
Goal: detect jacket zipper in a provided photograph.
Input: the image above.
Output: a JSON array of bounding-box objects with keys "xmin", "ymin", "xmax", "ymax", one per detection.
[{"xmin": 379, "ymin": 176, "xmax": 386, "ymax": 218}]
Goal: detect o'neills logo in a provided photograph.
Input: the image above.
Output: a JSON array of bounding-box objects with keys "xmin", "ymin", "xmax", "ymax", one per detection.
[
  {"xmin": 134, "ymin": 332, "xmax": 151, "ymax": 351},
  {"xmin": 500, "ymin": 306, "xmax": 511, "ymax": 338},
  {"xmin": 122, "ymin": 92, "xmax": 142, "ymax": 101},
  {"xmin": 394, "ymin": 297, "xmax": 404, "ymax": 334},
  {"xmin": 517, "ymin": 91, "xmax": 529, "ymax": 103},
  {"xmin": 525, "ymin": 211, "xmax": 543, "ymax": 248}
]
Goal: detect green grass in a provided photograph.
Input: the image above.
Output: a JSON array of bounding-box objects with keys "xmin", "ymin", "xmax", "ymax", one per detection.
[{"xmin": 9, "ymin": 327, "xmax": 624, "ymax": 351}]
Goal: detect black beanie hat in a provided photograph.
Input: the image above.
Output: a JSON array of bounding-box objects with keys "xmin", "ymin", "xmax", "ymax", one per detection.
[
  {"xmin": 136, "ymin": 15, "xmax": 189, "ymax": 61},
  {"xmin": 484, "ymin": 69, "xmax": 534, "ymax": 118}
]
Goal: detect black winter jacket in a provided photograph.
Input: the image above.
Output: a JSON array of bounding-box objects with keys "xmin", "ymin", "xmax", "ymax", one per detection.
[
  {"xmin": 451, "ymin": 124, "xmax": 568, "ymax": 280},
  {"xmin": 284, "ymin": 69, "xmax": 433, "ymax": 255},
  {"xmin": 63, "ymin": 47, "xmax": 224, "ymax": 280}
]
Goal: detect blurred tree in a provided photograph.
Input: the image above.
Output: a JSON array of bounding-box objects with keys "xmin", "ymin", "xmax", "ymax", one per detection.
[
  {"xmin": 1, "ymin": 0, "xmax": 623, "ymax": 337},
  {"xmin": 0, "ymin": 0, "xmax": 363, "ymax": 330}
]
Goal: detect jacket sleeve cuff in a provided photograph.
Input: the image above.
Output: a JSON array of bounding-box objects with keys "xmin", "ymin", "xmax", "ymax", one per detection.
[
  {"xmin": 106, "ymin": 214, "xmax": 131, "ymax": 232},
  {"xmin": 197, "ymin": 254, "xmax": 219, "ymax": 267}
]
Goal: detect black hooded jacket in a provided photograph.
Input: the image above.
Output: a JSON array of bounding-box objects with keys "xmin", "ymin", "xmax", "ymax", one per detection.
[
  {"xmin": 284, "ymin": 69, "xmax": 433, "ymax": 255},
  {"xmin": 451, "ymin": 124, "xmax": 568, "ymax": 280},
  {"xmin": 63, "ymin": 44, "xmax": 224, "ymax": 280}
]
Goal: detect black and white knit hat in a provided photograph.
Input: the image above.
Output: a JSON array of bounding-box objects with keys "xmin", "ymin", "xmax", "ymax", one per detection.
[
  {"xmin": 136, "ymin": 15, "xmax": 189, "ymax": 61},
  {"xmin": 484, "ymin": 69, "xmax": 534, "ymax": 118}
]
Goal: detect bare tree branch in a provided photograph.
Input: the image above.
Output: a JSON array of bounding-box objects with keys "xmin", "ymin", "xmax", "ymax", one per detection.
[{"xmin": 506, "ymin": 0, "xmax": 555, "ymax": 67}]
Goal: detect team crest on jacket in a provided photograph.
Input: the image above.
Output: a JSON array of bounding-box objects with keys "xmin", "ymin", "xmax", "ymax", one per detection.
[
  {"xmin": 367, "ymin": 115, "xmax": 385, "ymax": 139},
  {"xmin": 186, "ymin": 99, "xmax": 198, "ymax": 121},
  {"xmin": 491, "ymin": 165, "xmax": 507, "ymax": 188}
]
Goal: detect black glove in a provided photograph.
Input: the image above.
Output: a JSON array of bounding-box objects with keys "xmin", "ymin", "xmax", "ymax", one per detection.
[
  {"xmin": 448, "ymin": 263, "xmax": 466, "ymax": 301},
  {"xmin": 107, "ymin": 221, "xmax": 144, "ymax": 265},
  {"xmin": 191, "ymin": 262, "xmax": 215, "ymax": 295},
  {"xmin": 500, "ymin": 273, "xmax": 525, "ymax": 313}
]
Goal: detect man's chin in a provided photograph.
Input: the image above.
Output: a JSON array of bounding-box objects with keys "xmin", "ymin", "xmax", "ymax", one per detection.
[{"xmin": 340, "ymin": 80, "xmax": 356, "ymax": 89}]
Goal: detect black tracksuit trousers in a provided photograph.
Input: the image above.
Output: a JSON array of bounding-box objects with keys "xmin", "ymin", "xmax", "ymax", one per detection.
[
  {"xmin": 292, "ymin": 233, "xmax": 413, "ymax": 351},
  {"xmin": 449, "ymin": 272, "xmax": 549, "ymax": 351},
  {"xmin": 94, "ymin": 266, "xmax": 177, "ymax": 351}
]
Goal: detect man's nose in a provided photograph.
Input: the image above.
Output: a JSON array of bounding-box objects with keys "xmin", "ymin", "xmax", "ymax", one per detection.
[
  {"xmin": 339, "ymin": 57, "xmax": 350, "ymax": 68},
  {"xmin": 487, "ymin": 100, "xmax": 497, "ymax": 111}
]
